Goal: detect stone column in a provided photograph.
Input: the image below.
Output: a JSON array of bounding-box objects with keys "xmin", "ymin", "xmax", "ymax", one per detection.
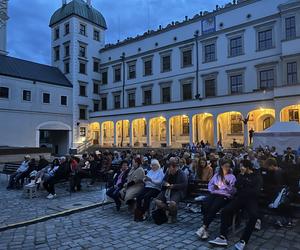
[
  {"xmin": 275, "ymin": 108, "xmax": 281, "ymax": 122},
  {"xmin": 244, "ymin": 123, "xmax": 248, "ymax": 146},
  {"xmin": 113, "ymin": 122, "xmax": 117, "ymax": 147},
  {"xmin": 189, "ymin": 115, "xmax": 194, "ymax": 145},
  {"xmin": 146, "ymin": 119, "xmax": 151, "ymax": 147},
  {"xmin": 213, "ymin": 116, "xmax": 218, "ymax": 146},
  {"xmin": 99, "ymin": 123, "xmax": 103, "ymax": 147},
  {"xmin": 166, "ymin": 118, "xmax": 172, "ymax": 147},
  {"xmin": 129, "ymin": 121, "xmax": 134, "ymax": 147}
]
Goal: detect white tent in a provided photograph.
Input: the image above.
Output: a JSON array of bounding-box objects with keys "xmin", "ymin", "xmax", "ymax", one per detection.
[{"xmin": 253, "ymin": 122, "xmax": 300, "ymax": 154}]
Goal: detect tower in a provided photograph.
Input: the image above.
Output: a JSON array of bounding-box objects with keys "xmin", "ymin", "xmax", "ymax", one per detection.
[
  {"xmin": 49, "ymin": 0, "xmax": 107, "ymax": 149},
  {"xmin": 0, "ymin": 0, "xmax": 9, "ymax": 55}
]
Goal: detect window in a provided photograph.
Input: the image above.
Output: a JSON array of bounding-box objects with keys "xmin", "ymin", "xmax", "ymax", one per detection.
[
  {"xmin": 64, "ymin": 62, "xmax": 70, "ymax": 74},
  {"xmin": 101, "ymin": 97, "xmax": 107, "ymax": 110},
  {"xmin": 64, "ymin": 23, "xmax": 69, "ymax": 35},
  {"xmin": 79, "ymin": 24, "xmax": 86, "ymax": 36},
  {"xmin": 144, "ymin": 59, "xmax": 152, "ymax": 76},
  {"xmin": 114, "ymin": 66, "xmax": 121, "ymax": 82},
  {"xmin": 93, "ymin": 60, "xmax": 99, "ymax": 72},
  {"xmin": 43, "ymin": 93, "xmax": 50, "ymax": 104},
  {"xmin": 263, "ymin": 117, "xmax": 272, "ymax": 130},
  {"xmin": 204, "ymin": 43, "xmax": 216, "ymax": 62},
  {"xmin": 93, "ymin": 30, "xmax": 100, "ymax": 41},
  {"xmin": 230, "ymin": 75, "xmax": 243, "ymax": 94},
  {"xmin": 229, "ymin": 36, "xmax": 243, "ymax": 57},
  {"xmin": 128, "ymin": 92, "xmax": 135, "ymax": 107},
  {"xmin": 231, "ymin": 114, "xmax": 243, "ymax": 134},
  {"xmin": 285, "ymin": 16, "xmax": 296, "ymax": 40},
  {"xmin": 93, "ymin": 82, "xmax": 99, "ymax": 94},
  {"xmin": 93, "ymin": 101, "xmax": 99, "ymax": 112},
  {"xmin": 182, "ymin": 117, "xmax": 189, "ymax": 136},
  {"xmin": 260, "ymin": 69, "xmax": 274, "ymax": 89},
  {"xmin": 0, "ymin": 87, "xmax": 9, "ymax": 98},
  {"xmin": 161, "ymin": 54, "xmax": 171, "ymax": 72},
  {"xmin": 54, "ymin": 46, "xmax": 60, "ymax": 61},
  {"xmin": 162, "ymin": 86, "xmax": 171, "ymax": 103},
  {"xmin": 79, "ymin": 45, "xmax": 86, "ymax": 58},
  {"xmin": 182, "ymin": 83, "xmax": 192, "ymax": 101},
  {"xmin": 79, "ymin": 62, "xmax": 86, "ymax": 74},
  {"xmin": 289, "ymin": 109, "xmax": 299, "ymax": 122},
  {"xmin": 79, "ymin": 108, "xmax": 86, "ymax": 120},
  {"xmin": 114, "ymin": 95, "xmax": 121, "ymax": 109},
  {"xmin": 287, "ymin": 62, "xmax": 297, "ymax": 85},
  {"xmin": 182, "ymin": 49, "xmax": 192, "ymax": 67},
  {"xmin": 144, "ymin": 90, "xmax": 152, "ymax": 105},
  {"xmin": 101, "ymin": 70, "xmax": 108, "ymax": 85},
  {"xmin": 79, "ymin": 85, "xmax": 86, "ymax": 96},
  {"xmin": 23, "ymin": 90, "xmax": 31, "ymax": 101},
  {"xmin": 61, "ymin": 96, "xmax": 67, "ymax": 106},
  {"xmin": 205, "ymin": 79, "xmax": 216, "ymax": 97},
  {"xmin": 64, "ymin": 44, "xmax": 70, "ymax": 57},
  {"xmin": 128, "ymin": 63, "xmax": 136, "ymax": 79},
  {"xmin": 54, "ymin": 27, "xmax": 59, "ymax": 40},
  {"xmin": 258, "ymin": 29, "xmax": 273, "ymax": 50},
  {"xmin": 80, "ymin": 127, "xmax": 86, "ymax": 136}
]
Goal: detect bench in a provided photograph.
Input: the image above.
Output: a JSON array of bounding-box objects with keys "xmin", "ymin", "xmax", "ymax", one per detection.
[{"xmin": 0, "ymin": 163, "xmax": 20, "ymax": 176}]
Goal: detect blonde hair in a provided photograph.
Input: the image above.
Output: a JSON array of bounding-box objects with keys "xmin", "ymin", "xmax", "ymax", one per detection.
[{"xmin": 151, "ymin": 159, "xmax": 161, "ymax": 168}]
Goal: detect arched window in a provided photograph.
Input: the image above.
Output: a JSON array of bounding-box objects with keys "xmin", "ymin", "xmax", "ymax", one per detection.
[{"xmin": 263, "ymin": 117, "xmax": 271, "ymax": 130}]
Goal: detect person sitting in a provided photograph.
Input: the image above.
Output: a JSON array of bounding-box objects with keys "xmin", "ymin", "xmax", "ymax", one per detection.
[
  {"xmin": 196, "ymin": 159, "xmax": 236, "ymax": 240},
  {"xmin": 155, "ymin": 157, "xmax": 188, "ymax": 223},
  {"xmin": 196, "ymin": 157, "xmax": 213, "ymax": 182},
  {"xmin": 37, "ymin": 155, "xmax": 49, "ymax": 171},
  {"xmin": 209, "ymin": 159, "xmax": 262, "ymax": 250},
  {"xmin": 283, "ymin": 147, "xmax": 296, "ymax": 166},
  {"xmin": 135, "ymin": 159, "xmax": 165, "ymax": 221},
  {"xmin": 7, "ymin": 155, "xmax": 31, "ymax": 189},
  {"xmin": 120, "ymin": 156, "xmax": 145, "ymax": 210},
  {"xmin": 141, "ymin": 156, "xmax": 150, "ymax": 173},
  {"xmin": 106, "ymin": 160, "xmax": 130, "ymax": 211},
  {"xmin": 43, "ymin": 159, "xmax": 61, "ymax": 199}
]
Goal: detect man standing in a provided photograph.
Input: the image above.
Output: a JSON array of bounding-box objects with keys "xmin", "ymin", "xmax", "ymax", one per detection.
[{"xmin": 249, "ymin": 128, "xmax": 254, "ymax": 144}]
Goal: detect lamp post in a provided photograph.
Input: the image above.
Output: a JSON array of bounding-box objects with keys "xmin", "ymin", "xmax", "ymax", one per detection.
[{"xmin": 120, "ymin": 53, "xmax": 126, "ymax": 147}]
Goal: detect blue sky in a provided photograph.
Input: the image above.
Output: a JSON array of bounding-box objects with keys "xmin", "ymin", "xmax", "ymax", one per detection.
[{"xmin": 7, "ymin": 0, "xmax": 228, "ymax": 65}]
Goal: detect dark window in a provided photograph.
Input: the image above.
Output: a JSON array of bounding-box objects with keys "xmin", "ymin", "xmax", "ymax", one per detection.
[
  {"xmin": 128, "ymin": 92, "xmax": 135, "ymax": 107},
  {"xmin": 54, "ymin": 28, "xmax": 59, "ymax": 40},
  {"xmin": 144, "ymin": 60, "xmax": 152, "ymax": 76},
  {"xmin": 80, "ymin": 127, "xmax": 86, "ymax": 136},
  {"xmin": 162, "ymin": 87, "xmax": 171, "ymax": 103},
  {"xmin": 260, "ymin": 69, "xmax": 274, "ymax": 89},
  {"xmin": 231, "ymin": 114, "xmax": 243, "ymax": 134},
  {"xmin": 182, "ymin": 117, "xmax": 189, "ymax": 136},
  {"xmin": 287, "ymin": 62, "xmax": 297, "ymax": 85},
  {"xmin": 289, "ymin": 109, "xmax": 299, "ymax": 122},
  {"xmin": 61, "ymin": 96, "xmax": 67, "ymax": 106},
  {"xmin": 205, "ymin": 79, "xmax": 216, "ymax": 97},
  {"xmin": 102, "ymin": 71, "xmax": 108, "ymax": 85},
  {"xmin": 204, "ymin": 43, "xmax": 216, "ymax": 62},
  {"xmin": 101, "ymin": 97, "xmax": 107, "ymax": 110},
  {"xmin": 23, "ymin": 90, "xmax": 31, "ymax": 101},
  {"xmin": 114, "ymin": 67, "xmax": 121, "ymax": 82},
  {"xmin": 162, "ymin": 55, "xmax": 171, "ymax": 72},
  {"xmin": 64, "ymin": 23, "xmax": 69, "ymax": 35},
  {"xmin": 64, "ymin": 45, "xmax": 70, "ymax": 57},
  {"xmin": 0, "ymin": 87, "xmax": 9, "ymax": 98},
  {"xmin": 94, "ymin": 30, "xmax": 100, "ymax": 41},
  {"xmin": 79, "ymin": 45, "xmax": 86, "ymax": 57},
  {"xmin": 230, "ymin": 36, "xmax": 243, "ymax": 57},
  {"xmin": 258, "ymin": 29, "xmax": 273, "ymax": 50},
  {"xmin": 54, "ymin": 47, "xmax": 60, "ymax": 61},
  {"xmin": 64, "ymin": 62, "xmax": 70, "ymax": 74},
  {"xmin": 144, "ymin": 90, "xmax": 152, "ymax": 105},
  {"xmin": 80, "ymin": 24, "xmax": 86, "ymax": 36},
  {"xmin": 79, "ymin": 62, "xmax": 86, "ymax": 74},
  {"xmin": 93, "ymin": 61, "xmax": 99, "ymax": 72},
  {"xmin": 128, "ymin": 64, "xmax": 136, "ymax": 79},
  {"xmin": 230, "ymin": 74, "xmax": 243, "ymax": 94},
  {"xmin": 93, "ymin": 83, "xmax": 99, "ymax": 94},
  {"xmin": 79, "ymin": 85, "xmax": 86, "ymax": 96},
  {"xmin": 263, "ymin": 117, "xmax": 272, "ymax": 130},
  {"xmin": 285, "ymin": 16, "xmax": 296, "ymax": 40},
  {"xmin": 94, "ymin": 102, "xmax": 99, "ymax": 112},
  {"xmin": 182, "ymin": 49, "xmax": 192, "ymax": 67},
  {"xmin": 79, "ymin": 109, "xmax": 86, "ymax": 120},
  {"xmin": 43, "ymin": 93, "xmax": 50, "ymax": 104},
  {"xmin": 114, "ymin": 95, "xmax": 121, "ymax": 109},
  {"xmin": 182, "ymin": 83, "xmax": 192, "ymax": 100}
]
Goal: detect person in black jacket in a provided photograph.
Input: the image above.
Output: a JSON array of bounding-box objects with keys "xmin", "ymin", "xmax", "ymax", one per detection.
[
  {"xmin": 106, "ymin": 160, "xmax": 130, "ymax": 211},
  {"xmin": 209, "ymin": 159, "xmax": 262, "ymax": 250}
]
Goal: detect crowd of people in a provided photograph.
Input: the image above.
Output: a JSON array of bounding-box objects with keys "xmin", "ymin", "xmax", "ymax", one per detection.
[{"xmin": 4, "ymin": 144, "xmax": 300, "ymax": 250}]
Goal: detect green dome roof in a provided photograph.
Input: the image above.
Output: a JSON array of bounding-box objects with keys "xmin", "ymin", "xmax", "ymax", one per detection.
[{"xmin": 49, "ymin": 0, "xmax": 107, "ymax": 29}]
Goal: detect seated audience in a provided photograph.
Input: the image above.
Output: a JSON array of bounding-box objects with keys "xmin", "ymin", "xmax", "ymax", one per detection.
[
  {"xmin": 7, "ymin": 155, "xmax": 31, "ymax": 189},
  {"xmin": 43, "ymin": 159, "xmax": 61, "ymax": 199},
  {"xmin": 196, "ymin": 157, "xmax": 213, "ymax": 182}
]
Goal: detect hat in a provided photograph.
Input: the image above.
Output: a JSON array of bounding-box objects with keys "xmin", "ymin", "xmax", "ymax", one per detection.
[
  {"xmin": 25, "ymin": 155, "xmax": 31, "ymax": 159},
  {"xmin": 95, "ymin": 150, "xmax": 101, "ymax": 155},
  {"xmin": 143, "ymin": 156, "xmax": 148, "ymax": 162}
]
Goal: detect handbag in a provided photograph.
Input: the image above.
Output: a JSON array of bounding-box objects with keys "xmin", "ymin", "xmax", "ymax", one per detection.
[{"xmin": 152, "ymin": 209, "xmax": 168, "ymax": 225}]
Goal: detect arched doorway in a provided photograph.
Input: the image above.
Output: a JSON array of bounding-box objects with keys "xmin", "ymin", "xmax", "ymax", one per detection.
[
  {"xmin": 89, "ymin": 122, "xmax": 100, "ymax": 145},
  {"xmin": 281, "ymin": 105, "xmax": 300, "ymax": 123},
  {"xmin": 116, "ymin": 120, "xmax": 130, "ymax": 147},
  {"xmin": 150, "ymin": 117, "xmax": 166, "ymax": 147},
  {"xmin": 169, "ymin": 115, "xmax": 190, "ymax": 147},
  {"xmin": 101, "ymin": 121, "xmax": 114, "ymax": 147},
  {"xmin": 193, "ymin": 113, "xmax": 214, "ymax": 145},
  {"xmin": 132, "ymin": 118, "xmax": 147, "ymax": 147}
]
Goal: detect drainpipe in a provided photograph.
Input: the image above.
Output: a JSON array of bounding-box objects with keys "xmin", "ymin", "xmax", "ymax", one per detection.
[
  {"xmin": 194, "ymin": 31, "xmax": 200, "ymax": 143},
  {"xmin": 120, "ymin": 53, "xmax": 126, "ymax": 147}
]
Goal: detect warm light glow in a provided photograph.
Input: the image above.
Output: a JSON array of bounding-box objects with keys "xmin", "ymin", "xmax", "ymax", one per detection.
[
  {"xmin": 204, "ymin": 113, "xmax": 208, "ymax": 115},
  {"xmin": 160, "ymin": 116, "xmax": 164, "ymax": 119},
  {"xmin": 182, "ymin": 114, "xmax": 188, "ymax": 118},
  {"xmin": 260, "ymin": 107, "xmax": 265, "ymax": 111}
]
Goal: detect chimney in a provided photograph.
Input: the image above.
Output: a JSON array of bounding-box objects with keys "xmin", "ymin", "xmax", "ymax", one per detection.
[
  {"xmin": 87, "ymin": 0, "xmax": 91, "ymax": 7},
  {"xmin": 62, "ymin": 0, "xmax": 67, "ymax": 6}
]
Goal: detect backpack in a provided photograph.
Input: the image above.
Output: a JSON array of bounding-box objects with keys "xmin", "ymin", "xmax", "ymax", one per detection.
[{"xmin": 152, "ymin": 209, "xmax": 168, "ymax": 225}]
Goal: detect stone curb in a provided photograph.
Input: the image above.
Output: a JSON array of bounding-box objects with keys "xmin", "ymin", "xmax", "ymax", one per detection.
[{"xmin": 0, "ymin": 201, "xmax": 113, "ymax": 232}]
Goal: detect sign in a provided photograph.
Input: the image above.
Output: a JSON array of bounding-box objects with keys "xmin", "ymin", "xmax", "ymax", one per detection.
[{"xmin": 201, "ymin": 16, "xmax": 216, "ymax": 35}]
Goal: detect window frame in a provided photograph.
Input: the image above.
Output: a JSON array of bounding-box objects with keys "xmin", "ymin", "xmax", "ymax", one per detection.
[
  {"xmin": 53, "ymin": 46, "xmax": 60, "ymax": 61},
  {"xmin": 79, "ymin": 23, "xmax": 87, "ymax": 36},
  {"xmin": 160, "ymin": 50, "xmax": 172, "ymax": 73},
  {"xmin": 113, "ymin": 64, "xmax": 122, "ymax": 82},
  {"xmin": 79, "ymin": 61, "xmax": 87, "ymax": 74},
  {"xmin": 127, "ymin": 61, "xmax": 136, "ymax": 80},
  {"xmin": 93, "ymin": 29, "xmax": 100, "ymax": 41},
  {"xmin": 180, "ymin": 45, "xmax": 193, "ymax": 68},
  {"xmin": 79, "ymin": 82, "xmax": 87, "ymax": 97},
  {"xmin": 60, "ymin": 95, "xmax": 68, "ymax": 106},
  {"xmin": 255, "ymin": 21, "xmax": 276, "ymax": 51},
  {"xmin": 226, "ymin": 68, "xmax": 245, "ymax": 95},
  {"xmin": 101, "ymin": 68, "xmax": 108, "ymax": 85},
  {"xmin": 180, "ymin": 78, "xmax": 194, "ymax": 101},
  {"xmin": 127, "ymin": 91, "xmax": 136, "ymax": 108},
  {"xmin": 42, "ymin": 92, "xmax": 50, "ymax": 104},
  {"xmin": 22, "ymin": 89, "xmax": 32, "ymax": 102},
  {"xmin": 79, "ymin": 107, "xmax": 87, "ymax": 120},
  {"xmin": 285, "ymin": 16, "xmax": 296, "ymax": 40},
  {"xmin": 113, "ymin": 93, "xmax": 121, "ymax": 109},
  {"xmin": 287, "ymin": 61, "xmax": 298, "ymax": 85},
  {"xmin": 64, "ymin": 23, "xmax": 70, "ymax": 35},
  {"xmin": 143, "ymin": 56, "xmax": 153, "ymax": 76}
]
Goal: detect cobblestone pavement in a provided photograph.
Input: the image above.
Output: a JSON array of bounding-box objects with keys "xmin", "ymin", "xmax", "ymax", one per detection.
[{"xmin": 1, "ymin": 175, "xmax": 300, "ymax": 250}]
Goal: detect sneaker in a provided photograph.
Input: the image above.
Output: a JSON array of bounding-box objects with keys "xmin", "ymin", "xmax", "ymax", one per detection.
[
  {"xmin": 235, "ymin": 240, "xmax": 246, "ymax": 250},
  {"xmin": 201, "ymin": 229, "xmax": 209, "ymax": 240},
  {"xmin": 25, "ymin": 182, "xmax": 36, "ymax": 188},
  {"xmin": 196, "ymin": 226, "xmax": 205, "ymax": 238},
  {"xmin": 255, "ymin": 219, "xmax": 261, "ymax": 230},
  {"xmin": 209, "ymin": 236, "xmax": 228, "ymax": 246},
  {"xmin": 286, "ymin": 221, "xmax": 293, "ymax": 228},
  {"xmin": 46, "ymin": 194, "xmax": 56, "ymax": 199}
]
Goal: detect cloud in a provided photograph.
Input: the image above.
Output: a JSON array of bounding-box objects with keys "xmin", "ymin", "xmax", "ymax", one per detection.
[{"xmin": 7, "ymin": 0, "xmax": 228, "ymax": 65}]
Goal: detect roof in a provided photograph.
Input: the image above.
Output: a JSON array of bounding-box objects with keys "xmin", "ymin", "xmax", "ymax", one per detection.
[
  {"xmin": 254, "ymin": 122, "xmax": 300, "ymax": 135},
  {"xmin": 49, "ymin": 0, "xmax": 107, "ymax": 29},
  {"xmin": 0, "ymin": 55, "xmax": 72, "ymax": 88}
]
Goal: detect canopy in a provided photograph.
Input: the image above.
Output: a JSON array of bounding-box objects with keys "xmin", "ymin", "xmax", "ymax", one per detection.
[{"xmin": 253, "ymin": 122, "xmax": 300, "ymax": 154}]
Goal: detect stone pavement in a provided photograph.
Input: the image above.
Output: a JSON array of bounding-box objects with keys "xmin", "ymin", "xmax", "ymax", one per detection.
[{"xmin": 0, "ymin": 174, "xmax": 300, "ymax": 249}]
